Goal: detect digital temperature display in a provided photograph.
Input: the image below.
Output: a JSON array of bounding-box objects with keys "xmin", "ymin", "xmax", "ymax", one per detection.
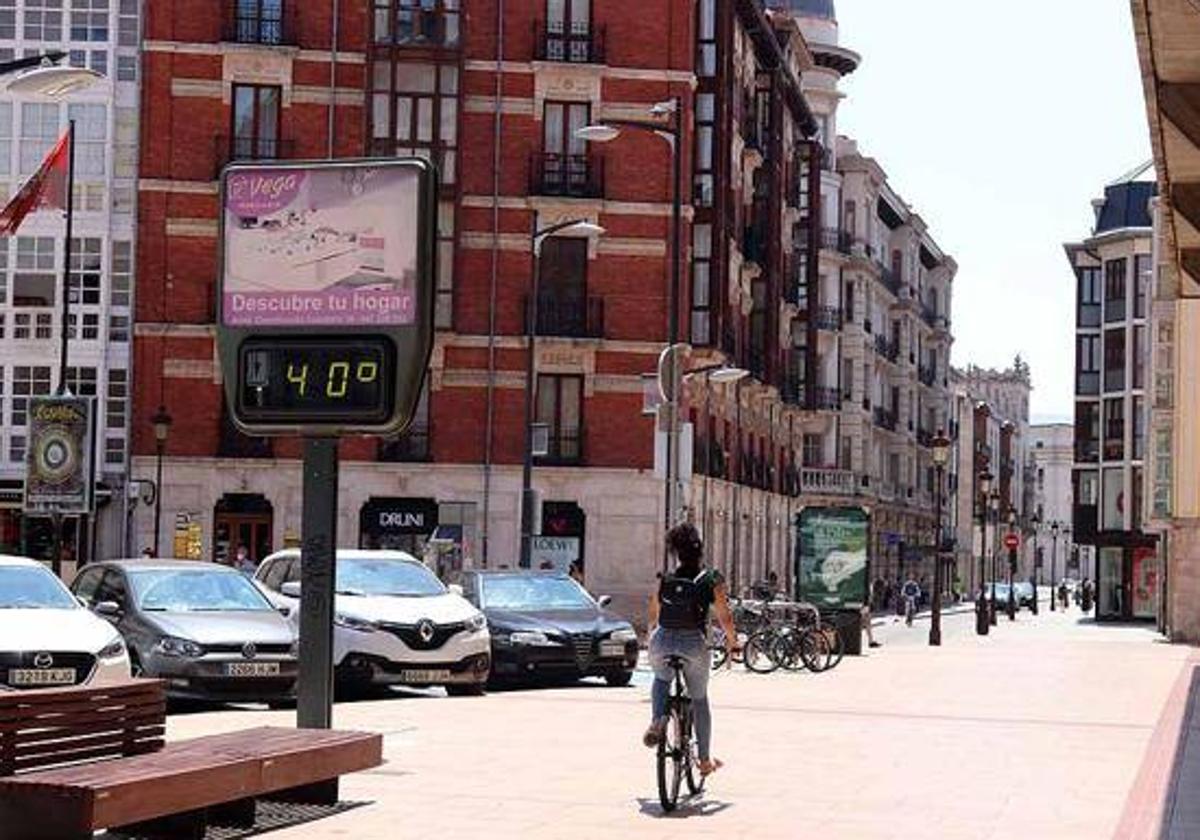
[{"xmin": 237, "ymin": 337, "xmax": 396, "ymax": 424}]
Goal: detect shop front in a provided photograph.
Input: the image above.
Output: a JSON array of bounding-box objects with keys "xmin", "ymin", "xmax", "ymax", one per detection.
[
  {"xmin": 1094, "ymin": 534, "xmax": 1159, "ymax": 622},
  {"xmin": 359, "ymin": 496, "xmax": 439, "ymax": 555}
]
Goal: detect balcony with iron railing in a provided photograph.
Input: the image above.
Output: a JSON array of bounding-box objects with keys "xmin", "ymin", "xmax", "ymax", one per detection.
[
  {"xmin": 533, "ymin": 20, "xmax": 605, "ymax": 63},
  {"xmin": 813, "ymin": 305, "xmax": 842, "ymax": 332},
  {"xmin": 524, "ymin": 295, "xmax": 605, "ymax": 339},
  {"xmin": 873, "ymin": 406, "xmax": 898, "ymax": 432},
  {"xmin": 535, "ymin": 427, "xmax": 584, "ymax": 466},
  {"xmin": 530, "ymin": 153, "xmax": 604, "ymax": 199},
  {"xmin": 879, "ymin": 266, "xmax": 901, "ymax": 297},
  {"xmin": 819, "ymin": 227, "xmax": 852, "ymax": 255},
  {"xmin": 214, "ymin": 135, "xmax": 295, "ymax": 178},
  {"xmin": 800, "ymin": 467, "xmax": 857, "ymax": 497},
  {"xmin": 222, "ymin": 0, "xmax": 296, "ymax": 46},
  {"xmin": 874, "ymin": 334, "xmax": 899, "ymax": 363}
]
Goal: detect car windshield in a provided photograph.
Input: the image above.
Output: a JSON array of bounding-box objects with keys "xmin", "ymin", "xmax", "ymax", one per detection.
[
  {"xmin": 130, "ymin": 569, "xmax": 274, "ymax": 612},
  {"xmin": 0, "ymin": 565, "xmax": 77, "ymax": 610},
  {"xmin": 481, "ymin": 576, "xmax": 593, "ymax": 611},
  {"xmin": 336, "ymin": 557, "xmax": 445, "ymax": 597}
]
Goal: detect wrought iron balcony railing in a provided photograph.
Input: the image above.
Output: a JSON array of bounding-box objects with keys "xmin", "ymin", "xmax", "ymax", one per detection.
[{"xmin": 530, "ymin": 153, "xmax": 604, "ymax": 199}]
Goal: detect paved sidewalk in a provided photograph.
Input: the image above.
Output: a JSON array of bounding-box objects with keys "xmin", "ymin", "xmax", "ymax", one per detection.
[{"xmin": 166, "ymin": 610, "xmax": 1190, "ymax": 839}]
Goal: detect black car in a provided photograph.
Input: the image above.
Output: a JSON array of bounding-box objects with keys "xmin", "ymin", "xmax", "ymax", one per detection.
[{"xmin": 458, "ymin": 570, "xmax": 639, "ymax": 687}]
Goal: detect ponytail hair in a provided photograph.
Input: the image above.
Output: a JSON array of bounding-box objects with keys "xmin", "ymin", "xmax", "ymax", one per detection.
[{"xmin": 667, "ymin": 522, "xmax": 704, "ymax": 575}]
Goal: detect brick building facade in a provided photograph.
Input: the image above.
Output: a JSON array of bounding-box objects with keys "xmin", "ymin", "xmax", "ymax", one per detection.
[{"xmin": 130, "ymin": 0, "xmax": 958, "ymax": 613}]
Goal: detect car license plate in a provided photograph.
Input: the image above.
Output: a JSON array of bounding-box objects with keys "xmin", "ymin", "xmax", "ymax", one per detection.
[
  {"xmin": 400, "ymin": 669, "xmax": 450, "ymax": 683},
  {"xmin": 8, "ymin": 668, "xmax": 75, "ymax": 686},
  {"xmin": 600, "ymin": 642, "xmax": 626, "ymax": 657},
  {"xmin": 225, "ymin": 662, "xmax": 280, "ymax": 677}
]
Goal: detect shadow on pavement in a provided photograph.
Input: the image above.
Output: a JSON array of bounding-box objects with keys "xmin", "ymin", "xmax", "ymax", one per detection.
[
  {"xmin": 1159, "ymin": 664, "xmax": 1200, "ymax": 840},
  {"xmin": 110, "ymin": 800, "xmax": 370, "ymax": 839},
  {"xmin": 636, "ymin": 796, "xmax": 733, "ymax": 819}
]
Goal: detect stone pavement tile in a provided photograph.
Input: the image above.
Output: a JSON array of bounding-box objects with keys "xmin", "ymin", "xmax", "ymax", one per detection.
[{"xmin": 162, "ymin": 611, "xmax": 1187, "ymax": 840}]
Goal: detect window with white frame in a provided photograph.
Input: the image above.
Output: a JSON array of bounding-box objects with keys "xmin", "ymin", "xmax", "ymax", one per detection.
[
  {"xmin": 105, "ymin": 367, "xmax": 126, "ymax": 428},
  {"xmin": 113, "ymin": 107, "xmax": 135, "ymax": 178},
  {"xmin": 20, "ymin": 102, "xmax": 59, "ymax": 174},
  {"xmin": 12, "ymin": 311, "xmax": 52, "ymax": 339},
  {"xmin": 0, "ymin": 103, "xmax": 11, "ymax": 179},
  {"xmin": 68, "ymin": 48, "xmax": 107, "ymax": 76},
  {"xmin": 14, "ymin": 236, "xmax": 56, "ymax": 308},
  {"xmin": 24, "ymin": 0, "xmax": 63, "ymax": 41},
  {"xmin": 0, "ymin": 238, "xmax": 7, "ymax": 304},
  {"xmin": 117, "ymin": 0, "xmax": 136, "ymax": 45},
  {"xmin": 68, "ymin": 236, "xmax": 102, "ymax": 304},
  {"xmin": 116, "ymin": 54, "xmax": 135, "ymax": 81},
  {"xmin": 0, "ymin": 0, "xmax": 15, "ymax": 39},
  {"xmin": 10, "ymin": 365, "xmax": 52, "ymax": 461},
  {"xmin": 108, "ymin": 313, "xmax": 128, "ymax": 341},
  {"xmin": 70, "ymin": 0, "xmax": 108, "ymax": 41},
  {"xmin": 109, "ymin": 240, "xmax": 130, "ymax": 307},
  {"xmin": 67, "ymin": 104, "xmax": 105, "ymax": 177}
]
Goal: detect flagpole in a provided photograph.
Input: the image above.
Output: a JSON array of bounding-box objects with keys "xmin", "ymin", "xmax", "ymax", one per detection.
[{"xmin": 57, "ymin": 118, "xmax": 74, "ymax": 396}]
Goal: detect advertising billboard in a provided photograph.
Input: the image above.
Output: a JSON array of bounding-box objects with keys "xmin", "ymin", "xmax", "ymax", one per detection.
[
  {"xmin": 796, "ymin": 506, "xmax": 869, "ymax": 609},
  {"xmin": 221, "ymin": 164, "xmax": 420, "ymax": 328},
  {"xmin": 216, "ymin": 158, "xmax": 436, "ymax": 436},
  {"xmin": 23, "ymin": 396, "xmax": 94, "ymax": 515}
]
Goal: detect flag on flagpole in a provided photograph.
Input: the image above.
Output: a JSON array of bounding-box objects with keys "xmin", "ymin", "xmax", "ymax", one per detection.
[{"xmin": 0, "ymin": 130, "xmax": 70, "ymax": 236}]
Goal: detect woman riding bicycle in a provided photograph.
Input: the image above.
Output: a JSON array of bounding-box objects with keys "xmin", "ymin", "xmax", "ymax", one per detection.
[{"xmin": 644, "ymin": 522, "xmax": 737, "ymax": 777}]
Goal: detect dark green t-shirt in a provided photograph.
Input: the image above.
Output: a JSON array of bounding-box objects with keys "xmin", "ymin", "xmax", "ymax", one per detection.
[{"xmin": 659, "ymin": 566, "xmax": 724, "ymax": 629}]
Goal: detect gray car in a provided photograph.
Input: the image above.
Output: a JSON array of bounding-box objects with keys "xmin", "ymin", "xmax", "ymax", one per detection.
[{"xmin": 72, "ymin": 560, "xmax": 298, "ymax": 703}]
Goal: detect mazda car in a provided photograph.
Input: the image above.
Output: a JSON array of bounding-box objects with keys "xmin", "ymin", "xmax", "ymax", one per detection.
[
  {"xmin": 0, "ymin": 555, "xmax": 129, "ymax": 690},
  {"xmin": 459, "ymin": 570, "xmax": 638, "ymax": 687},
  {"xmin": 256, "ymin": 549, "xmax": 491, "ymax": 696},
  {"xmin": 73, "ymin": 560, "xmax": 298, "ymax": 704}
]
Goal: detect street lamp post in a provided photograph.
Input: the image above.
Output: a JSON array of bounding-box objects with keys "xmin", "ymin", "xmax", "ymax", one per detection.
[
  {"xmin": 1050, "ymin": 521, "xmax": 1059, "ymax": 613},
  {"xmin": 988, "ymin": 490, "xmax": 1000, "ymax": 626},
  {"xmin": 976, "ymin": 470, "xmax": 992, "ymax": 636},
  {"xmin": 1006, "ymin": 509, "xmax": 1017, "ymax": 621},
  {"xmin": 929, "ymin": 430, "xmax": 951, "ymax": 647},
  {"xmin": 1030, "ymin": 513, "xmax": 1041, "ymax": 615},
  {"xmin": 518, "ymin": 214, "xmax": 605, "ymax": 569},
  {"xmin": 151, "ymin": 406, "xmax": 172, "ymax": 557},
  {"xmin": 687, "ymin": 364, "xmax": 748, "ymax": 550},
  {"xmin": 577, "ymin": 98, "xmax": 685, "ymax": 534}
]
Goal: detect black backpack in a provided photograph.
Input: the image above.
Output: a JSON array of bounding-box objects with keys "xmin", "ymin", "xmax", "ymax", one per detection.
[{"xmin": 658, "ymin": 571, "xmax": 710, "ymax": 630}]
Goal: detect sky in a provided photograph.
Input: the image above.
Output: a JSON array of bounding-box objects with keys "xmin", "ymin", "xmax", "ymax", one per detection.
[{"xmin": 832, "ymin": 0, "xmax": 1151, "ymax": 424}]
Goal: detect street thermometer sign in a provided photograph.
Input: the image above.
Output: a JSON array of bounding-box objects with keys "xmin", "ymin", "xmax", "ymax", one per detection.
[
  {"xmin": 216, "ymin": 158, "xmax": 436, "ymax": 436},
  {"xmin": 214, "ymin": 158, "xmax": 436, "ymax": 731}
]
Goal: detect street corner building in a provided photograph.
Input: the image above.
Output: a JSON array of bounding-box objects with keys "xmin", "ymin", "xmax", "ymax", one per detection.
[
  {"xmin": 1131, "ymin": 0, "xmax": 1200, "ymax": 641},
  {"xmin": 124, "ymin": 0, "xmax": 964, "ymax": 616}
]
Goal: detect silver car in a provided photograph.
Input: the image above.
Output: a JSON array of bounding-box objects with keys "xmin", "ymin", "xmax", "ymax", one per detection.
[{"xmin": 73, "ymin": 560, "xmax": 298, "ymax": 704}]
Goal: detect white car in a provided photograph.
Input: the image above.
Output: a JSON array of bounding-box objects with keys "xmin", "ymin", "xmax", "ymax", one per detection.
[
  {"xmin": 256, "ymin": 549, "xmax": 490, "ymax": 695},
  {"xmin": 0, "ymin": 555, "xmax": 130, "ymax": 690}
]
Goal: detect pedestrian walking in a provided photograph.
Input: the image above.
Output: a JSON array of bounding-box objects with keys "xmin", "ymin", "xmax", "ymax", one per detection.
[{"xmin": 861, "ymin": 603, "xmax": 881, "ymax": 649}]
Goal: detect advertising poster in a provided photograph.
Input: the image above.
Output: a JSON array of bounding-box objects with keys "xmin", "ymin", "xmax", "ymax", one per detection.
[
  {"xmin": 221, "ymin": 164, "xmax": 420, "ymax": 327},
  {"xmin": 530, "ymin": 536, "xmax": 581, "ymax": 573},
  {"xmin": 796, "ymin": 506, "xmax": 869, "ymax": 608},
  {"xmin": 23, "ymin": 396, "xmax": 94, "ymax": 514}
]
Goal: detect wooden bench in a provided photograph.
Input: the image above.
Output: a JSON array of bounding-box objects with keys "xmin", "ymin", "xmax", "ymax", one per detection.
[{"xmin": 0, "ymin": 680, "xmax": 383, "ymax": 839}]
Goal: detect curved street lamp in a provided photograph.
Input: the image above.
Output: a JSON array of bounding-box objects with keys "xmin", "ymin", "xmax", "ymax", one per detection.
[
  {"xmin": 151, "ymin": 406, "xmax": 173, "ymax": 557},
  {"xmin": 519, "ymin": 216, "xmax": 606, "ymax": 568},
  {"xmin": 976, "ymin": 470, "xmax": 993, "ymax": 636}
]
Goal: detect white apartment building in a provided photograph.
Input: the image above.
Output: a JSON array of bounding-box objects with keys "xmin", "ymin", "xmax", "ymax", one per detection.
[
  {"xmin": 0, "ymin": 0, "xmax": 140, "ymax": 568},
  {"xmin": 1027, "ymin": 423, "xmax": 1080, "ymax": 581},
  {"xmin": 1064, "ymin": 171, "xmax": 1157, "ymax": 622}
]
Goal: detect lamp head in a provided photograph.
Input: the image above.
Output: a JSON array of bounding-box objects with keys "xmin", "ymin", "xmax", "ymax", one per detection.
[
  {"xmin": 152, "ymin": 406, "xmax": 173, "ymax": 443},
  {"xmin": 931, "ymin": 429, "xmax": 951, "ymax": 467},
  {"xmin": 7, "ymin": 63, "xmax": 103, "ymax": 99},
  {"xmin": 709, "ymin": 367, "xmax": 749, "ymax": 385},
  {"xmin": 575, "ymin": 124, "xmax": 620, "ymax": 143}
]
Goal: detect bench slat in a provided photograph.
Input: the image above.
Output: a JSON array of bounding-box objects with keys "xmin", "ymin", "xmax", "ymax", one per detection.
[
  {"xmin": 0, "ymin": 727, "xmax": 383, "ymax": 831},
  {"xmin": 14, "ymin": 727, "xmax": 163, "ymax": 762},
  {"xmin": 12, "ymin": 712, "xmax": 163, "ymax": 746},
  {"xmin": 0, "ymin": 681, "xmax": 162, "ymax": 715},
  {"xmin": 0, "ymin": 695, "xmax": 163, "ymax": 730}
]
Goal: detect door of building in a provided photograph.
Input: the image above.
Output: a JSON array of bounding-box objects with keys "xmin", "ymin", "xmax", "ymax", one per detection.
[{"xmin": 213, "ymin": 493, "xmax": 274, "ymax": 565}]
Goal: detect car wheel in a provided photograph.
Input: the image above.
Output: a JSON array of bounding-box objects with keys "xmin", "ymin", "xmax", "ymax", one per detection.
[
  {"xmin": 446, "ymin": 683, "xmax": 486, "ymax": 697},
  {"xmin": 605, "ymin": 670, "xmax": 633, "ymax": 687}
]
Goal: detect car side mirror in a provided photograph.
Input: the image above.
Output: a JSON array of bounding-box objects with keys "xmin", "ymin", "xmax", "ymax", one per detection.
[
  {"xmin": 95, "ymin": 600, "xmax": 122, "ymax": 618},
  {"xmin": 280, "ymin": 581, "xmax": 302, "ymax": 598},
  {"xmin": 276, "ymin": 605, "xmax": 292, "ymax": 618},
  {"xmin": 448, "ymin": 583, "xmax": 464, "ymax": 597},
  {"xmin": 597, "ymin": 595, "xmax": 613, "ymax": 609}
]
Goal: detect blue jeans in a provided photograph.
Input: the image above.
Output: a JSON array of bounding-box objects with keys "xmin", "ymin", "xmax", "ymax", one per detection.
[{"xmin": 648, "ymin": 626, "xmax": 712, "ymax": 761}]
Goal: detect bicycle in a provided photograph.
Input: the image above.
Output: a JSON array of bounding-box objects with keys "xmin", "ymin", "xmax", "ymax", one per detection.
[{"xmin": 657, "ymin": 655, "xmax": 703, "ymax": 812}]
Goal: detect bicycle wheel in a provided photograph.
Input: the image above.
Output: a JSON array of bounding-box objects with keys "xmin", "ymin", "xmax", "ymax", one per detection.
[
  {"xmin": 772, "ymin": 629, "xmax": 806, "ymax": 672},
  {"xmin": 682, "ymin": 700, "xmax": 703, "ymax": 796},
  {"xmin": 657, "ymin": 698, "xmax": 685, "ymax": 811},
  {"xmin": 822, "ymin": 618, "xmax": 845, "ymax": 671},
  {"xmin": 799, "ymin": 628, "xmax": 831, "ymax": 672},
  {"xmin": 710, "ymin": 644, "xmax": 727, "ymax": 671},
  {"xmin": 743, "ymin": 630, "xmax": 780, "ymax": 674}
]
